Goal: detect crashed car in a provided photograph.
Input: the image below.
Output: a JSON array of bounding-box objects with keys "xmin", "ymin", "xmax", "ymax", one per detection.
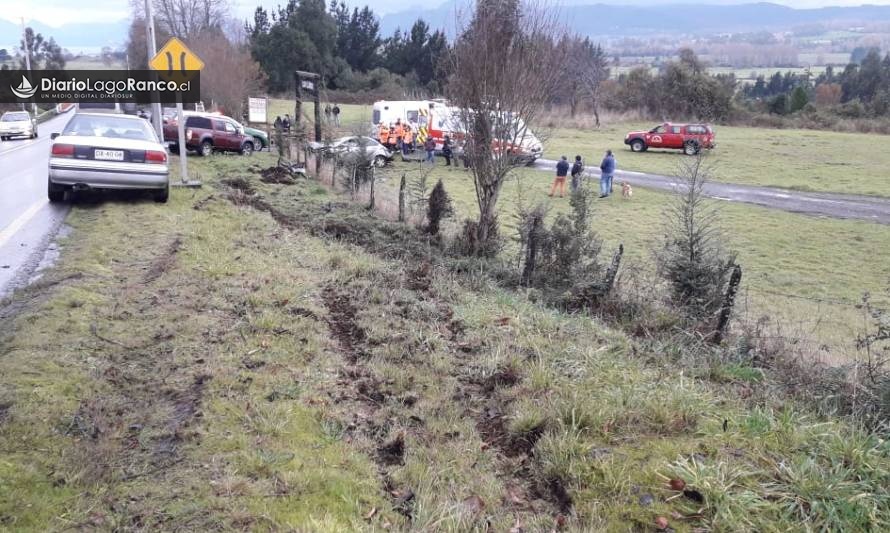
[{"xmin": 308, "ymin": 135, "xmax": 393, "ymax": 167}]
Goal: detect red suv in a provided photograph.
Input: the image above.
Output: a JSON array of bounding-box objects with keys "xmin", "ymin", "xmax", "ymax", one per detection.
[
  {"xmin": 164, "ymin": 113, "xmax": 254, "ymax": 156},
  {"xmin": 624, "ymin": 123, "xmax": 715, "ymax": 155}
]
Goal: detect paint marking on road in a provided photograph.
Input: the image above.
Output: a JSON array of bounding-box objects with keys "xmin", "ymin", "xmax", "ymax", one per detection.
[{"xmin": 0, "ymin": 200, "xmax": 47, "ymax": 248}]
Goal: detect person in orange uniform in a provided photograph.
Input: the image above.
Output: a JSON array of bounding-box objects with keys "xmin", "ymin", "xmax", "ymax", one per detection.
[
  {"xmin": 387, "ymin": 123, "xmax": 397, "ymax": 149},
  {"xmin": 393, "ymin": 120, "xmax": 404, "ymax": 152},
  {"xmin": 378, "ymin": 123, "xmax": 389, "ymax": 146},
  {"xmin": 402, "ymin": 123, "xmax": 414, "ymax": 154}
]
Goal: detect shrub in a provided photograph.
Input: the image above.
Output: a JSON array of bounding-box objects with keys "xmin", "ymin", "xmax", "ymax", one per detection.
[
  {"xmin": 426, "ymin": 179, "xmax": 454, "ymax": 236},
  {"xmin": 656, "ymin": 157, "xmax": 738, "ymax": 326}
]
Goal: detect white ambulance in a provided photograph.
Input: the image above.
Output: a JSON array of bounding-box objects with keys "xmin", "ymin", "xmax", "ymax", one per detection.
[{"xmin": 371, "ymin": 99, "xmax": 544, "ymax": 163}]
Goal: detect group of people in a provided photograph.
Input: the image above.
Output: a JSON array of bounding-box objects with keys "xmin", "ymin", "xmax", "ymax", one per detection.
[
  {"xmin": 324, "ymin": 104, "xmax": 341, "ymax": 126},
  {"xmin": 550, "ymin": 150, "xmax": 617, "ymax": 199},
  {"xmin": 377, "ymin": 119, "xmax": 417, "ymax": 155},
  {"xmin": 273, "ymin": 114, "xmax": 292, "ymax": 132}
]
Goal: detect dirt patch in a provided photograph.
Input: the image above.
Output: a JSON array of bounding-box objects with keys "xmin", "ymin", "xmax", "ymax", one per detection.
[
  {"xmin": 0, "ymin": 401, "xmax": 12, "ymax": 425},
  {"xmin": 377, "ymin": 432, "xmax": 406, "ymax": 466},
  {"xmin": 259, "ymin": 166, "xmax": 297, "ymax": 185},
  {"xmin": 144, "ymin": 237, "xmax": 182, "ymax": 284},
  {"xmin": 321, "ymin": 285, "xmax": 368, "ymax": 362}
]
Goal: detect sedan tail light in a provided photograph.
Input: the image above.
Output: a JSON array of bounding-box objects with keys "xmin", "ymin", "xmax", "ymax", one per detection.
[
  {"xmin": 145, "ymin": 150, "xmax": 168, "ymax": 164},
  {"xmin": 51, "ymin": 143, "xmax": 74, "ymax": 158}
]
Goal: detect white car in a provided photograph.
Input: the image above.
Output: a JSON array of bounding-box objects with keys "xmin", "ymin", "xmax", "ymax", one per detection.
[
  {"xmin": 0, "ymin": 111, "xmax": 38, "ymax": 140},
  {"xmin": 48, "ymin": 113, "xmax": 170, "ymax": 203},
  {"xmin": 309, "ymin": 136, "xmax": 393, "ymax": 167}
]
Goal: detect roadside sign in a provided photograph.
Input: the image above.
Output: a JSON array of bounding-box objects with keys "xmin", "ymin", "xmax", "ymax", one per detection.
[
  {"xmin": 248, "ymin": 97, "xmax": 267, "ymax": 123},
  {"xmin": 149, "ymin": 37, "xmax": 203, "ymax": 187},
  {"xmin": 149, "ymin": 37, "xmax": 204, "ymax": 76}
]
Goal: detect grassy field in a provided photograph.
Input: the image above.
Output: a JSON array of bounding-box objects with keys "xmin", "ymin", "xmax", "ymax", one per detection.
[
  {"xmin": 547, "ymin": 122, "xmax": 890, "ymax": 198},
  {"xmin": 266, "ymin": 99, "xmax": 890, "ymax": 198},
  {"xmin": 1, "ymin": 152, "xmax": 888, "ymax": 531},
  {"xmin": 373, "ymin": 159, "xmax": 890, "ymax": 359}
]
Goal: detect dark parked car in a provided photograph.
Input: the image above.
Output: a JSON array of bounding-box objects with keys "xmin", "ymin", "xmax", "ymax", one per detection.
[{"xmin": 164, "ymin": 114, "xmax": 254, "ymax": 156}]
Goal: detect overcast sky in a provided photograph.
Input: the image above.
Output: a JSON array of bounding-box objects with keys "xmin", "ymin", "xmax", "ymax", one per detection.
[{"xmin": 3, "ymin": 0, "xmax": 890, "ymax": 26}]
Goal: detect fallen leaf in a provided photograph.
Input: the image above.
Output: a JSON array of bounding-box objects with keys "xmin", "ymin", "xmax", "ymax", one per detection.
[
  {"xmin": 495, "ymin": 316, "xmax": 511, "ymax": 326},
  {"xmin": 555, "ymin": 514, "xmax": 567, "ymax": 529},
  {"xmin": 655, "ymin": 516, "xmax": 669, "ymax": 530},
  {"xmin": 669, "ymin": 478, "xmax": 686, "ymax": 491},
  {"xmin": 364, "ymin": 507, "xmax": 377, "ymax": 520}
]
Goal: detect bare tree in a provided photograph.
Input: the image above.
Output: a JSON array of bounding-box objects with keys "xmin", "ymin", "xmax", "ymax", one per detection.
[
  {"xmin": 189, "ymin": 29, "xmax": 264, "ymax": 120},
  {"xmin": 130, "ymin": 0, "xmax": 230, "ymax": 39},
  {"xmin": 447, "ymin": 0, "xmax": 568, "ymax": 255},
  {"xmin": 562, "ymin": 36, "xmax": 610, "ymax": 124}
]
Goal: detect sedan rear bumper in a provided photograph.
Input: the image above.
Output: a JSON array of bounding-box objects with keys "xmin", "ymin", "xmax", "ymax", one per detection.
[{"xmin": 49, "ymin": 161, "xmax": 169, "ymax": 190}]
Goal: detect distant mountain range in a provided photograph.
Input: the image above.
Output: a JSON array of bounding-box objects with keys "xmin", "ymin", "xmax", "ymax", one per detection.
[
  {"xmin": 0, "ymin": 18, "xmax": 129, "ymax": 53},
  {"xmin": 380, "ymin": 2, "xmax": 890, "ymax": 37},
  {"xmin": 4, "ymin": 2, "xmax": 890, "ymax": 54}
]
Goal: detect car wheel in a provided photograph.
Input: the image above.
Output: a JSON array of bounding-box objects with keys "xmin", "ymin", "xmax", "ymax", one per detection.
[
  {"xmin": 240, "ymin": 141, "xmax": 254, "ymax": 156},
  {"xmin": 630, "ymin": 139, "xmax": 646, "ymax": 152},
  {"xmin": 683, "ymin": 142, "xmax": 700, "ymax": 156},
  {"xmin": 373, "ymin": 155, "xmax": 387, "ymax": 167},
  {"xmin": 0, "ymin": 136, "xmax": 5, "ymax": 142},
  {"xmin": 199, "ymin": 140, "xmax": 213, "ymax": 157},
  {"xmin": 153, "ymin": 184, "xmax": 169, "ymax": 203},
  {"xmin": 253, "ymin": 137, "xmax": 264, "ymax": 151},
  {"xmin": 48, "ymin": 179, "xmax": 65, "ymax": 203}
]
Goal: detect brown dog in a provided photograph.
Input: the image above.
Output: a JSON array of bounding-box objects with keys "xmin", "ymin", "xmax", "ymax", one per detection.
[{"xmin": 621, "ymin": 181, "xmax": 633, "ymax": 199}]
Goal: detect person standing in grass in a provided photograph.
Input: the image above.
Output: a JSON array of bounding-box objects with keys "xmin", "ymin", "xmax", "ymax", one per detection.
[
  {"xmin": 402, "ymin": 123, "xmax": 414, "ymax": 155},
  {"xmin": 332, "ymin": 104, "xmax": 341, "ymax": 126},
  {"xmin": 549, "ymin": 156, "xmax": 570, "ymax": 198},
  {"xmin": 442, "ymin": 135, "xmax": 453, "ymax": 166},
  {"xmin": 324, "ymin": 104, "xmax": 332, "ymax": 123},
  {"xmin": 599, "ymin": 149, "xmax": 616, "ymax": 198},
  {"xmin": 424, "ymin": 137, "xmax": 437, "ymax": 164},
  {"xmin": 570, "ymin": 155, "xmax": 585, "ymax": 192}
]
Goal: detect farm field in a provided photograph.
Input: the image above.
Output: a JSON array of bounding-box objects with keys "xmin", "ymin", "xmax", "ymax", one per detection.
[
  {"xmin": 547, "ymin": 122, "xmax": 890, "ymax": 198},
  {"xmin": 267, "ymin": 99, "xmax": 890, "ymax": 198},
  {"xmin": 377, "ymin": 159, "xmax": 890, "ymax": 359}
]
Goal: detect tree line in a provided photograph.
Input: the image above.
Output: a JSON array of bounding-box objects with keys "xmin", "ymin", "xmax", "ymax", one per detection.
[{"xmin": 246, "ymin": 0, "xmax": 449, "ymax": 96}]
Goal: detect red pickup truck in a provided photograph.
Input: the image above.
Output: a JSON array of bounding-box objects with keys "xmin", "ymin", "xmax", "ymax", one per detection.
[{"xmin": 624, "ymin": 123, "xmax": 715, "ymax": 155}]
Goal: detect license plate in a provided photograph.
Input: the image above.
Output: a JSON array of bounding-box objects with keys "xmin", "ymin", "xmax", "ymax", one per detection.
[{"xmin": 94, "ymin": 149, "xmax": 124, "ymax": 161}]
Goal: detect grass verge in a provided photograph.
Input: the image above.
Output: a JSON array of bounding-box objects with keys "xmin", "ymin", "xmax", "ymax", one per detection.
[{"xmin": 2, "ymin": 151, "xmax": 887, "ymax": 531}]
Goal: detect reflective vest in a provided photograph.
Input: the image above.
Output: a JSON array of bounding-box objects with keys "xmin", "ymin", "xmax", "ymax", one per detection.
[
  {"xmin": 387, "ymin": 128, "xmax": 397, "ymax": 145},
  {"xmin": 394, "ymin": 124, "xmax": 404, "ymax": 139},
  {"xmin": 403, "ymin": 126, "xmax": 413, "ymax": 144}
]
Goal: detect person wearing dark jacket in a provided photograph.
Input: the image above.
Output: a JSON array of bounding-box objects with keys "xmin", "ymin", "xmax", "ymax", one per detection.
[
  {"xmin": 442, "ymin": 136, "xmax": 453, "ymax": 166},
  {"xmin": 570, "ymin": 155, "xmax": 584, "ymax": 192},
  {"xmin": 599, "ymin": 150, "xmax": 616, "ymax": 198},
  {"xmin": 550, "ymin": 156, "xmax": 570, "ymax": 198}
]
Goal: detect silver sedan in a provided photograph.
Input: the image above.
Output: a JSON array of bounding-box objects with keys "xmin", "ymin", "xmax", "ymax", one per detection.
[
  {"xmin": 48, "ymin": 113, "xmax": 170, "ymax": 203},
  {"xmin": 0, "ymin": 111, "xmax": 38, "ymax": 140}
]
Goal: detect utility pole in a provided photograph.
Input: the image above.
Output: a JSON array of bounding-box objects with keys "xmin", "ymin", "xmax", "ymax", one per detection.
[
  {"xmin": 143, "ymin": 0, "xmax": 163, "ymax": 139},
  {"xmin": 20, "ymin": 18, "xmax": 37, "ymax": 115}
]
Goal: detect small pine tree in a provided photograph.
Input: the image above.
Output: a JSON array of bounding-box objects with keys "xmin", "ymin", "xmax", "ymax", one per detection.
[
  {"xmin": 426, "ymin": 179, "xmax": 454, "ymax": 235},
  {"xmin": 656, "ymin": 157, "xmax": 737, "ymax": 323},
  {"xmin": 790, "ymin": 86, "xmax": 809, "ymax": 113}
]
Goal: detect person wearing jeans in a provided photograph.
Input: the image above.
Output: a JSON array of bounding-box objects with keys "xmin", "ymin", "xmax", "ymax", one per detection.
[
  {"xmin": 424, "ymin": 137, "xmax": 437, "ymax": 163},
  {"xmin": 599, "ymin": 149, "xmax": 616, "ymax": 198}
]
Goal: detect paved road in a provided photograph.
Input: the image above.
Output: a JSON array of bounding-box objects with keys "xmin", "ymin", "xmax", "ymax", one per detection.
[
  {"xmin": 0, "ymin": 111, "xmax": 73, "ymax": 298},
  {"xmin": 533, "ymin": 158, "xmax": 890, "ymax": 225}
]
